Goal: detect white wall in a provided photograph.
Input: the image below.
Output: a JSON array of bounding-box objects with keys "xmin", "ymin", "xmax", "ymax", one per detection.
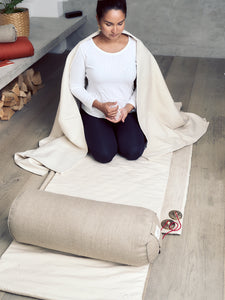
[
  {"xmin": 65, "ymin": 0, "xmax": 225, "ymax": 58},
  {"xmin": 22, "ymin": 0, "xmax": 64, "ymax": 17},
  {"xmin": 63, "ymin": 0, "xmax": 97, "ymax": 49},
  {"xmin": 17, "ymin": 0, "xmax": 225, "ymax": 58}
]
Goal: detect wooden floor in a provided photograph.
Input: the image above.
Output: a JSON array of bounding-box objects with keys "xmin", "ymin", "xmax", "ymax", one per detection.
[{"xmin": 0, "ymin": 52, "xmax": 224, "ymax": 300}]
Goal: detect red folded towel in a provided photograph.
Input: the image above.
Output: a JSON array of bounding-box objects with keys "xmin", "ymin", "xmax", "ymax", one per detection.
[{"xmin": 0, "ymin": 37, "xmax": 34, "ymax": 60}]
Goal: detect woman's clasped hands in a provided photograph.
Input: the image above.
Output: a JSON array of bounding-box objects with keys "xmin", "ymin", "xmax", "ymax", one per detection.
[
  {"xmin": 106, "ymin": 102, "xmax": 134, "ymax": 123},
  {"xmin": 93, "ymin": 100, "xmax": 133, "ymax": 123}
]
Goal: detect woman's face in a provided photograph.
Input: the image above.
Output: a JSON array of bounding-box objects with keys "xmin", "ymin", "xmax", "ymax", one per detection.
[{"xmin": 97, "ymin": 9, "xmax": 126, "ymax": 40}]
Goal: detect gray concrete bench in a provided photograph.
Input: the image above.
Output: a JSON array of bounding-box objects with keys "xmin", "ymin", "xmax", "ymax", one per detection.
[{"xmin": 0, "ymin": 15, "xmax": 87, "ymax": 90}]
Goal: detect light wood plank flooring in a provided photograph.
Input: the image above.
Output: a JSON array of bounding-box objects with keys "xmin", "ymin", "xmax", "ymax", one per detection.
[{"xmin": 0, "ymin": 53, "xmax": 224, "ymax": 300}]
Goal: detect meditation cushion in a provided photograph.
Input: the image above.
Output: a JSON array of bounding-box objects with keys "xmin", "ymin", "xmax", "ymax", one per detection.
[
  {"xmin": 0, "ymin": 36, "xmax": 34, "ymax": 60},
  {"xmin": 8, "ymin": 190, "xmax": 162, "ymax": 266},
  {"xmin": 0, "ymin": 24, "xmax": 17, "ymax": 43}
]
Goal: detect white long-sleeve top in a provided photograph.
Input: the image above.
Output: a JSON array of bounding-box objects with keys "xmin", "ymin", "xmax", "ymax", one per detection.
[{"xmin": 70, "ymin": 36, "xmax": 137, "ymax": 118}]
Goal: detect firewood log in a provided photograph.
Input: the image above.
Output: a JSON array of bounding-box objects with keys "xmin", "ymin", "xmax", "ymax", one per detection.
[
  {"xmin": 0, "ymin": 107, "xmax": 15, "ymax": 120},
  {"xmin": 22, "ymin": 91, "xmax": 32, "ymax": 104},
  {"xmin": 32, "ymin": 71, "xmax": 42, "ymax": 86},
  {"xmin": 23, "ymin": 68, "xmax": 38, "ymax": 95},
  {"xmin": 26, "ymin": 91, "xmax": 32, "ymax": 103},
  {"xmin": 0, "ymin": 67, "xmax": 42, "ymax": 120},
  {"xmin": 1, "ymin": 91, "xmax": 19, "ymax": 107},
  {"xmin": 19, "ymin": 90, "xmax": 27, "ymax": 98},
  {"xmin": 19, "ymin": 88, "xmax": 28, "ymax": 106},
  {"xmin": 12, "ymin": 98, "xmax": 24, "ymax": 111},
  {"xmin": 18, "ymin": 74, "xmax": 23, "ymax": 88},
  {"xmin": 2, "ymin": 80, "xmax": 20, "ymax": 96},
  {"xmin": 11, "ymin": 83, "xmax": 20, "ymax": 97},
  {"xmin": 18, "ymin": 74, "xmax": 28, "ymax": 92}
]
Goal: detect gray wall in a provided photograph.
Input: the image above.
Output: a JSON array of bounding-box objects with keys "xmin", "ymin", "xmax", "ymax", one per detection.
[{"xmin": 66, "ymin": 0, "xmax": 225, "ymax": 58}]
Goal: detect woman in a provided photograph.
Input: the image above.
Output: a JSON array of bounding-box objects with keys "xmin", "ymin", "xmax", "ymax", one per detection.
[
  {"xmin": 14, "ymin": 0, "xmax": 208, "ymax": 176},
  {"xmin": 70, "ymin": 0, "xmax": 146, "ymax": 163}
]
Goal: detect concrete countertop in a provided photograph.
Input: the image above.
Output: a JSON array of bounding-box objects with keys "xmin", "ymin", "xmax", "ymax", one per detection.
[{"xmin": 0, "ymin": 15, "xmax": 87, "ymax": 90}]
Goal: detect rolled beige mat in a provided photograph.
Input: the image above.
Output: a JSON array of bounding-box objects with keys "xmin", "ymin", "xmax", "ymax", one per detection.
[
  {"xmin": 0, "ymin": 24, "xmax": 17, "ymax": 43},
  {"xmin": 8, "ymin": 190, "xmax": 162, "ymax": 266}
]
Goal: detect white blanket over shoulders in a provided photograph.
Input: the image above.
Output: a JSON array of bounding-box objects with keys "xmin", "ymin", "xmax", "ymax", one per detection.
[{"xmin": 14, "ymin": 31, "xmax": 208, "ymax": 176}]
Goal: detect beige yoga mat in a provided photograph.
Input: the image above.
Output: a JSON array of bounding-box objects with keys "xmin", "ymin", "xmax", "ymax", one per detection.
[
  {"xmin": 160, "ymin": 145, "xmax": 193, "ymax": 234},
  {"xmin": 0, "ymin": 145, "xmax": 192, "ymax": 299},
  {"xmin": 44, "ymin": 146, "xmax": 193, "ymax": 235},
  {"xmin": 0, "ymin": 241, "xmax": 150, "ymax": 300}
]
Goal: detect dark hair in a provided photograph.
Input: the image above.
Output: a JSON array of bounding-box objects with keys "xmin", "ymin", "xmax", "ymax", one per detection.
[{"xmin": 96, "ymin": 0, "xmax": 127, "ymax": 20}]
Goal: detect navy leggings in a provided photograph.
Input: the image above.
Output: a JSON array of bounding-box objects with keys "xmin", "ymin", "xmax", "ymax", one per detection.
[{"xmin": 81, "ymin": 109, "xmax": 147, "ymax": 163}]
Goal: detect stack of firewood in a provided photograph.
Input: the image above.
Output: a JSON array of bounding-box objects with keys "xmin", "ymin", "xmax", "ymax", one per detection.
[{"xmin": 0, "ymin": 68, "xmax": 42, "ymax": 120}]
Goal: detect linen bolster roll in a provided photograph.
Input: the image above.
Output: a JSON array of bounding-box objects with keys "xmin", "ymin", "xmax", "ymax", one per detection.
[{"xmin": 8, "ymin": 190, "xmax": 162, "ymax": 266}]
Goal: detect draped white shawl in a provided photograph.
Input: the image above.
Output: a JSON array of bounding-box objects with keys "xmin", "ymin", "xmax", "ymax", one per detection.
[{"xmin": 14, "ymin": 31, "xmax": 208, "ymax": 175}]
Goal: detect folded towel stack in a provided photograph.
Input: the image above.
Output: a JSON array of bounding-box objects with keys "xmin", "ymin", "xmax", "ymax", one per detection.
[{"xmin": 0, "ymin": 24, "xmax": 34, "ymax": 63}]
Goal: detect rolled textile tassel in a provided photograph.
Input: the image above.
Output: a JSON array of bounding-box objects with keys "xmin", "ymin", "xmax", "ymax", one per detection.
[
  {"xmin": 0, "ymin": 36, "xmax": 34, "ymax": 60},
  {"xmin": 0, "ymin": 24, "xmax": 17, "ymax": 43}
]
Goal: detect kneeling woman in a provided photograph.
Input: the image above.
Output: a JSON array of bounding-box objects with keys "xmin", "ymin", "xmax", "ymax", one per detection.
[{"xmin": 70, "ymin": 0, "xmax": 146, "ymax": 163}]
